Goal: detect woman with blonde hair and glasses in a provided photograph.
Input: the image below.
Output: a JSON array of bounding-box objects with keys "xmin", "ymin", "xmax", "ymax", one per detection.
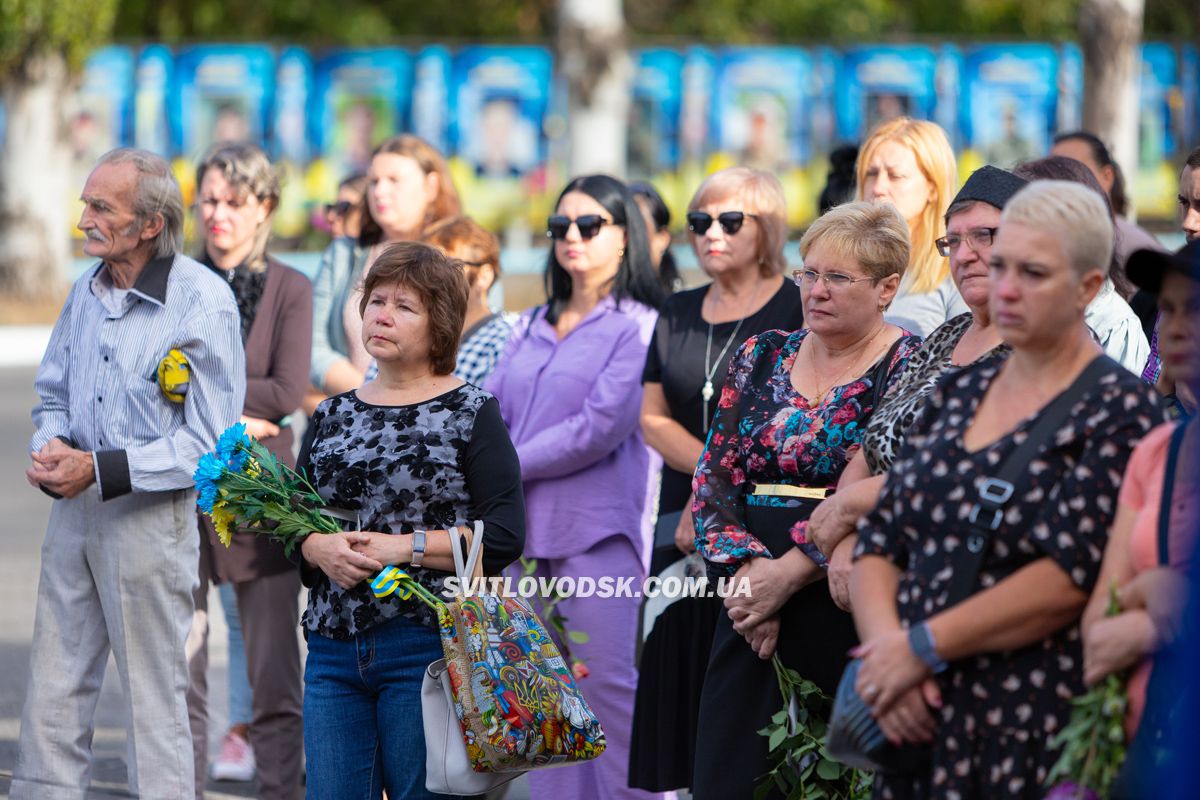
[
  {"xmin": 630, "ymin": 167, "xmax": 802, "ymax": 794},
  {"xmin": 690, "ymin": 201, "xmax": 921, "ymax": 798},
  {"xmin": 858, "ymin": 117, "xmax": 964, "ymax": 337},
  {"xmin": 187, "ymin": 141, "xmax": 312, "ymax": 799}
]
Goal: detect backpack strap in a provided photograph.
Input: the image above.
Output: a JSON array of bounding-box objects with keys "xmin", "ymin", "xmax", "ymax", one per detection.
[
  {"xmin": 945, "ymin": 355, "xmax": 1119, "ymax": 607},
  {"xmin": 1157, "ymin": 421, "xmax": 1189, "ymax": 567}
]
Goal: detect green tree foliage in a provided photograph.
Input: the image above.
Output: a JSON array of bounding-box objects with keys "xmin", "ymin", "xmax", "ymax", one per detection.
[
  {"xmin": 0, "ymin": 0, "xmax": 118, "ymax": 77},
  {"xmin": 110, "ymin": 0, "xmax": 1193, "ymax": 44}
]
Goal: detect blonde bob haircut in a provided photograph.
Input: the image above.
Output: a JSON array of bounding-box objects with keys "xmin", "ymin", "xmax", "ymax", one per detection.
[
  {"xmin": 1000, "ymin": 181, "xmax": 1113, "ymax": 279},
  {"xmin": 194, "ymin": 142, "xmax": 280, "ymax": 272},
  {"xmin": 799, "ymin": 201, "xmax": 910, "ymax": 286},
  {"xmin": 688, "ymin": 167, "xmax": 788, "ymax": 277},
  {"xmin": 855, "ymin": 117, "xmax": 957, "ymax": 295}
]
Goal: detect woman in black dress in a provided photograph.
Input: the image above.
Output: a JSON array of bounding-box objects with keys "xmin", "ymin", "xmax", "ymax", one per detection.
[
  {"xmin": 850, "ymin": 181, "xmax": 1162, "ymax": 799},
  {"xmin": 629, "ymin": 167, "xmax": 802, "ymax": 793}
]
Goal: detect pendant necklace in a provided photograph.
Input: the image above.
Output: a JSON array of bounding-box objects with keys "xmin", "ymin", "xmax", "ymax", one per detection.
[{"xmin": 701, "ymin": 283, "xmax": 761, "ymax": 432}]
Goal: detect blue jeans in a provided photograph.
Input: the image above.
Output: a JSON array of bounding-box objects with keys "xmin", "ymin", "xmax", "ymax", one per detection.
[
  {"xmin": 304, "ymin": 614, "xmax": 459, "ymax": 800},
  {"xmin": 218, "ymin": 581, "xmax": 253, "ymax": 725}
]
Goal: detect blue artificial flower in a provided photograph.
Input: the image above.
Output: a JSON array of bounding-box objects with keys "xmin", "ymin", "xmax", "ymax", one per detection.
[
  {"xmin": 193, "ymin": 452, "xmax": 227, "ymax": 510},
  {"xmin": 215, "ymin": 422, "xmax": 251, "ymax": 471},
  {"xmin": 197, "ymin": 482, "xmax": 219, "ymax": 514}
]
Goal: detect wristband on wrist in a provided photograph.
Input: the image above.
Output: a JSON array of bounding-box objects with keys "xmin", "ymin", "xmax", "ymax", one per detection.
[
  {"xmin": 908, "ymin": 621, "xmax": 948, "ymax": 674},
  {"xmin": 411, "ymin": 530, "xmax": 427, "ymax": 568}
]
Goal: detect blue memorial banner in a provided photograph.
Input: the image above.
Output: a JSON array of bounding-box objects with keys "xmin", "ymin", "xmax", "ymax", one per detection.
[
  {"xmin": 451, "ymin": 45, "xmax": 552, "ymax": 179},
  {"xmin": 961, "ymin": 44, "xmax": 1060, "ymax": 170},
  {"xmin": 837, "ymin": 45, "xmax": 940, "ymax": 143},
  {"xmin": 630, "ymin": 48, "xmax": 684, "ymax": 178},
  {"xmin": 134, "ymin": 45, "xmax": 173, "ymax": 158},
  {"xmin": 1056, "ymin": 43, "xmax": 1085, "ymax": 138},
  {"xmin": 450, "ymin": 45, "xmax": 553, "ymax": 229},
  {"xmin": 1135, "ymin": 43, "xmax": 1184, "ymax": 217},
  {"xmin": 313, "ymin": 48, "xmax": 412, "ymax": 177},
  {"xmin": 272, "ymin": 47, "xmax": 316, "ymax": 239},
  {"xmin": 71, "ymin": 47, "xmax": 135, "ymax": 179},
  {"xmin": 274, "ymin": 47, "xmax": 314, "ymax": 165},
  {"xmin": 412, "ymin": 46, "xmax": 454, "ymax": 156},
  {"xmin": 173, "ymin": 45, "xmax": 275, "ymax": 160},
  {"xmin": 935, "ymin": 45, "xmax": 965, "ymax": 152},
  {"xmin": 1183, "ymin": 45, "xmax": 1198, "ymax": 157}
]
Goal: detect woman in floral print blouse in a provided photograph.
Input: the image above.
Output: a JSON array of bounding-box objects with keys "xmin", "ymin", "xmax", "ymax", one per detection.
[{"xmin": 690, "ymin": 201, "xmax": 922, "ymax": 799}]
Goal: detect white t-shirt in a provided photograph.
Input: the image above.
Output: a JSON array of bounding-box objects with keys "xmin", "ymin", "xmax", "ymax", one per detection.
[
  {"xmin": 1086, "ymin": 279, "xmax": 1151, "ymax": 375},
  {"xmin": 884, "ymin": 274, "xmax": 969, "ymax": 338}
]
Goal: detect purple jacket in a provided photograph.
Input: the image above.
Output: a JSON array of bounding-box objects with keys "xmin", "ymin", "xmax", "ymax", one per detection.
[{"xmin": 485, "ymin": 296, "xmax": 660, "ymax": 564}]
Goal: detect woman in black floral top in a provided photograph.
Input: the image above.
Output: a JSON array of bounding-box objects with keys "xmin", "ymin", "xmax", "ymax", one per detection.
[
  {"xmin": 297, "ymin": 243, "xmax": 525, "ymax": 800},
  {"xmin": 690, "ymin": 202, "xmax": 921, "ymax": 799},
  {"xmin": 850, "ymin": 182, "xmax": 1162, "ymax": 799}
]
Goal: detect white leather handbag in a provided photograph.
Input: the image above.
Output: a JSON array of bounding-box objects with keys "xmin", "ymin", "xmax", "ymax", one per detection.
[{"xmin": 421, "ymin": 522, "xmax": 523, "ymax": 796}]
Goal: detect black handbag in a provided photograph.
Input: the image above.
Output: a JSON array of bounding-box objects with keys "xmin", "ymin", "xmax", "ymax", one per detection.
[{"xmin": 827, "ymin": 355, "xmax": 1119, "ymax": 774}]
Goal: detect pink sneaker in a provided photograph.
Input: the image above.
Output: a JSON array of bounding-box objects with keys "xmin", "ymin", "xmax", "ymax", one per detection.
[{"xmin": 210, "ymin": 729, "xmax": 256, "ymax": 782}]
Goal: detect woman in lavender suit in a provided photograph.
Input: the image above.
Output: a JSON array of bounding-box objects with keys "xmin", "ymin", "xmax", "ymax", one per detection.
[{"xmin": 486, "ymin": 174, "xmax": 667, "ymax": 799}]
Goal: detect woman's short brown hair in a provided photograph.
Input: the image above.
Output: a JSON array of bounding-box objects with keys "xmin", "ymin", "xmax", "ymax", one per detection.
[{"xmin": 359, "ymin": 242, "xmax": 469, "ymax": 375}]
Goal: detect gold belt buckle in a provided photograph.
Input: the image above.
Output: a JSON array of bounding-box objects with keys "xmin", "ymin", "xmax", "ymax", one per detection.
[{"xmin": 750, "ymin": 483, "xmax": 830, "ymax": 500}]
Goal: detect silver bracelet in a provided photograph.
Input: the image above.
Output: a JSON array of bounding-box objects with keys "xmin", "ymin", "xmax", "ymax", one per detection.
[{"xmin": 411, "ymin": 529, "xmax": 427, "ymax": 569}]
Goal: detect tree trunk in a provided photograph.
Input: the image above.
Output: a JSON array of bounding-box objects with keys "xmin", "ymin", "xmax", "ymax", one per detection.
[
  {"xmin": 1079, "ymin": 0, "xmax": 1144, "ymax": 206},
  {"xmin": 557, "ymin": 0, "xmax": 631, "ymax": 178},
  {"xmin": 0, "ymin": 51, "xmax": 72, "ymax": 300}
]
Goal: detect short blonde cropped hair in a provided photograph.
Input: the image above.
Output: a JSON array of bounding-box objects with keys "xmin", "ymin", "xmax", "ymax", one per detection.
[
  {"xmin": 856, "ymin": 117, "xmax": 957, "ymax": 294},
  {"xmin": 689, "ymin": 167, "xmax": 788, "ymax": 277},
  {"xmin": 799, "ymin": 201, "xmax": 910, "ymax": 283},
  {"xmin": 1001, "ymin": 181, "xmax": 1113, "ymax": 278}
]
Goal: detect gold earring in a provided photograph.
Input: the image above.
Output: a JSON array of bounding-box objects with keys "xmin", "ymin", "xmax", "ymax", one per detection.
[{"xmin": 619, "ymin": 248, "xmax": 625, "ymax": 259}]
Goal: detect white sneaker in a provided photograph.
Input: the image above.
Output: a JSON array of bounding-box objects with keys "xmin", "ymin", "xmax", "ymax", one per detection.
[{"xmin": 210, "ymin": 729, "xmax": 256, "ymax": 782}]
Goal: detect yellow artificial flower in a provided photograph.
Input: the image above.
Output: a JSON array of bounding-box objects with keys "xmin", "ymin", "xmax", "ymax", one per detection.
[{"xmin": 211, "ymin": 501, "xmax": 236, "ymax": 547}]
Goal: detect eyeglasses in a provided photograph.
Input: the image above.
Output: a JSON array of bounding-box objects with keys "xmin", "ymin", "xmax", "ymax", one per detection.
[
  {"xmin": 324, "ymin": 200, "xmax": 354, "ymax": 217},
  {"xmin": 936, "ymin": 227, "xmax": 998, "ymax": 257},
  {"xmin": 686, "ymin": 211, "xmax": 757, "ymax": 236},
  {"xmin": 792, "ymin": 269, "xmax": 878, "ymax": 290},
  {"xmin": 546, "ymin": 214, "xmax": 615, "ymax": 240}
]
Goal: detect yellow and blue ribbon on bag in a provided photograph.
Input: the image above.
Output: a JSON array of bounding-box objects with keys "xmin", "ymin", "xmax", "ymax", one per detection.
[{"xmin": 157, "ymin": 348, "xmax": 190, "ymax": 403}]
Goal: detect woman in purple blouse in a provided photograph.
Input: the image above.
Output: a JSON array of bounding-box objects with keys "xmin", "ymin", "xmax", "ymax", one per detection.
[{"xmin": 486, "ymin": 174, "xmax": 667, "ymax": 800}]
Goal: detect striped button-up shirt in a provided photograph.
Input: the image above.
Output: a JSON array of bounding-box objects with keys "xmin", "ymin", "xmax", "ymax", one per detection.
[{"xmin": 31, "ymin": 253, "xmax": 245, "ymax": 500}]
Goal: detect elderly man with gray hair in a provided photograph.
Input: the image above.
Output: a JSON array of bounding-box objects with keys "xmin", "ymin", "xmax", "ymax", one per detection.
[{"xmin": 13, "ymin": 148, "xmax": 245, "ymax": 799}]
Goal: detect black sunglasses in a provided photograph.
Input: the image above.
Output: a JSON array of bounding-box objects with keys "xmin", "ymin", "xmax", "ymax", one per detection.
[
  {"xmin": 687, "ymin": 211, "xmax": 757, "ymax": 236},
  {"xmin": 546, "ymin": 214, "xmax": 614, "ymax": 241},
  {"xmin": 324, "ymin": 200, "xmax": 354, "ymax": 216}
]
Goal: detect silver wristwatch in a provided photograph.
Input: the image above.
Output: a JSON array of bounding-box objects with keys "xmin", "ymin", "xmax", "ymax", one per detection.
[{"xmin": 411, "ymin": 530, "xmax": 427, "ymax": 568}]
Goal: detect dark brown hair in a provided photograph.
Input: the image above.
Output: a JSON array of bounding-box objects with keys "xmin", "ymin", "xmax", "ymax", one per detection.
[
  {"xmin": 1013, "ymin": 155, "xmax": 1133, "ymax": 300},
  {"xmin": 358, "ymin": 135, "xmax": 462, "ymax": 246},
  {"xmin": 359, "ymin": 242, "xmax": 469, "ymax": 375},
  {"xmin": 1186, "ymin": 146, "xmax": 1200, "ymax": 170},
  {"xmin": 421, "ymin": 215, "xmax": 502, "ymax": 278}
]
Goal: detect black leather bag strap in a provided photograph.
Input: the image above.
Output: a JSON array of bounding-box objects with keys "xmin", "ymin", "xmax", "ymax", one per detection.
[
  {"xmin": 1157, "ymin": 421, "xmax": 1188, "ymax": 567},
  {"xmin": 944, "ymin": 355, "xmax": 1119, "ymax": 607}
]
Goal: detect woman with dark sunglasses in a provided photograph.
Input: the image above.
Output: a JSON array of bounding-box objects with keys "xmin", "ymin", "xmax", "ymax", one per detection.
[
  {"xmin": 629, "ymin": 167, "xmax": 802, "ymax": 794},
  {"xmin": 485, "ymin": 175, "xmax": 666, "ymax": 800}
]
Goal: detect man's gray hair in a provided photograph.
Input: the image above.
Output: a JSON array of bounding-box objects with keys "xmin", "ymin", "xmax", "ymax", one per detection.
[{"xmin": 96, "ymin": 148, "xmax": 184, "ymax": 259}]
